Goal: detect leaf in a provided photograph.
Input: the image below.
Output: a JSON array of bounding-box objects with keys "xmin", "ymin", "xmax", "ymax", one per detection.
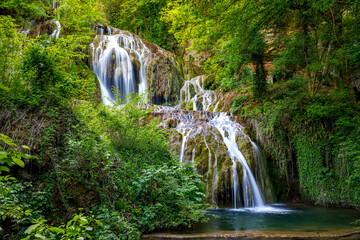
[
  {"xmin": 24, "ymin": 223, "xmax": 41, "ymax": 234},
  {"xmin": 34, "ymin": 233, "xmax": 48, "ymax": 240},
  {"xmin": 21, "ymin": 145, "xmax": 30, "ymax": 150},
  {"xmin": 0, "ymin": 151, "xmax": 7, "ymax": 160},
  {"xmin": 12, "ymin": 157, "xmax": 25, "ymax": 168},
  {"xmin": 48, "ymin": 227, "xmax": 65, "ymax": 234},
  {"xmin": 1, "ymin": 158, "xmax": 13, "ymax": 165},
  {"xmin": 0, "ymin": 166, "xmax": 10, "ymax": 172},
  {"xmin": 94, "ymin": 219, "xmax": 103, "ymax": 227},
  {"xmin": 20, "ymin": 153, "xmax": 37, "ymax": 159}
]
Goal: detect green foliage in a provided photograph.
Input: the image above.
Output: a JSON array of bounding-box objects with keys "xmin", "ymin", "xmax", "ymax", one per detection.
[
  {"xmin": 55, "ymin": 0, "xmax": 106, "ymax": 34},
  {"xmin": 92, "ymin": 206, "xmax": 141, "ymax": 240},
  {"xmin": 249, "ymin": 32, "xmax": 267, "ymax": 99},
  {"xmin": 218, "ymin": 67, "xmax": 252, "ymax": 91},
  {"xmin": 102, "ymin": 0, "xmax": 176, "ymax": 49},
  {"xmin": 0, "ymin": 134, "xmax": 37, "ymax": 234},
  {"xmin": 0, "ymin": 178, "xmax": 32, "ymax": 224},
  {"xmin": 22, "ymin": 212, "xmax": 102, "ymax": 240},
  {"xmin": 0, "ymin": 134, "xmax": 36, "ymax": 174},
  {"xmin": 73, "ymin": 93, "xmax": 172, "ymax": 168},
  {"xmin": 131, "ymin": 164, "xmax": 207, "ymax": 232},
  {"xmin": 22, "ymin": 42, "xmax": 63, "ymax": 91},
  {"xmin": 23, "ymin": 94, "xmax": 207, "ymax": 238},
  {"xmin": 231, "ymin": 95, "xmax": 249, "ymax": 114},
  {"xmin": 0, "ymin": 0, "xmax": 48, "ymax": 25},
  {"xmin": 163, "ymin": 0, "xmax": 360, "ymax": 96},
  {"xmin": 242, "ymin": 76, "xmax": 360, "ymax": 205},
  {"xmin": 0, "ymin": 16, "xmax": 25, "ymax": 89}
]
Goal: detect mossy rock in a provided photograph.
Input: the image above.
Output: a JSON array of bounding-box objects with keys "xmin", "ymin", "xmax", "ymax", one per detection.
[
  {"xmin": 216, "ymin": 158, "xmax": 233, "ymax": 208},
  {"xmin": 130, "ymin": 56, "xmax": 141, "ymax": 68},
  {"xmin": 166, "ymin": 119, "xmax": 178, "ymax": 129},
  {"xmin": 167, "ymin": 130, "xmax": 182, "ymax": 154},
  {"xmin": 182, "ymin": 137, "xmax": 196, "ymax": 163},
  {"xmin": 236, "ymin": 133, "xmax": 255, "ymax": 172},
  {"xmin": 194, "ymin": 141, "xmax": 210, "ymax": 175},
  {"xmin": 236, "ymin": 161, "xmax": 243, "ymax": 182},
  {"xmin": 203, "ymin": 75, "xmax": 216, "ymax": 90}
]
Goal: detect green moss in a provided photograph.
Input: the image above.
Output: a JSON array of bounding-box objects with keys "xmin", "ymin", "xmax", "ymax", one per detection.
[
  {"xmin": 216, "ymin": 157, "xmax": 233, "ymax": 208},
  {"xmin": 194, "ymin": 138, "xmax": 209, "ymax": 175},
  {"xmin": 203, "ymin": 75, "xmax": 215, "ymax": 90},
  {"xmin": 236, "ymin": 135, "xmax": 255, "ymax": 172}
]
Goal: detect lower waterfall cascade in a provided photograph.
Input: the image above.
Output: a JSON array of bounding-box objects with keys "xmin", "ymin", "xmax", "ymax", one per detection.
[{"xmin": 90, "ymin": 30, "xmax": 271, "ymax": 209}]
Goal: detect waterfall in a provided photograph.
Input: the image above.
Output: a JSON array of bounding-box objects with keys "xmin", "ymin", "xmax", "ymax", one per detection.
[
  {"xmin": 173, "ymin": 75, "xmax": 266, "ymax": 208},
  {"xmin": 90, "ymin": 31, "xmax": 150, "ymax": 104},
  {"xmin": 211, "ymin": 113, "xmax": 264, "ymax": 207},
  {"xmin": 154, "ymin": 105, "xmax": 266, "ymax": 208},
  {"xmin": 89, "ymin": 27, "xmax": 268, "ymax": 208},
  {"xmin": 52, "ymin": 0, "xmax": 59, "ymax": 9},
  {"xmin": 180, "ymin": 75, "xmax": 218, "ymax": 111},
  {"xmin": 51, "ymin": 21, "xmax": 61, "ymax": 39}
]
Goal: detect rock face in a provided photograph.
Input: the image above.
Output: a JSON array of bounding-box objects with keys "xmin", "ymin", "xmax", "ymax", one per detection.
[{"xmin": 90, "ymin": 27, "xmax": 198, "ymax": 105}]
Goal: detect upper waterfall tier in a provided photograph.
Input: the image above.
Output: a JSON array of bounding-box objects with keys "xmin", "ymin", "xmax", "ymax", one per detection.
[
  {"xmin": 90, "ymin": 27, "xmax": 198, "ymax": 105},
  {"xmin": 90, "ymin": 32, "xmax": 149, "ymax": 104}
]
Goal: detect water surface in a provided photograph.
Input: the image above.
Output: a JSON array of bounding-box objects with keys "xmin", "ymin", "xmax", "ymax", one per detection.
[
  {"xmin": 191, "ymin": 204, "xmax": 358, "ymax": 233},
  {"xmin": 144, "ymin": 204, "xmax": 360, "ymax": 239}
]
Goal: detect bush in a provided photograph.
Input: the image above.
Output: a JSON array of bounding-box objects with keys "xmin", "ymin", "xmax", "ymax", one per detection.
[{"xmin": 131, "ymin": 164, "xmax": 207, "ymax": 232}]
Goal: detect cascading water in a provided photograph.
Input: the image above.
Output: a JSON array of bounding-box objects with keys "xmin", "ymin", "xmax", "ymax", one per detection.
[
  {"xmin": 180, "ymin": 75, "xmax": 218, "ymax": 111},
  {"xmin": 169, "ymin": 75, "xmax": 267, "ymax": 208},
  {"xmin": 90, "ymin": 30, "xmax": 150, "ymax": 104},
  {"xmin": 52, "ymin": 0, "xmax": 59, "ymax": 9},
  {"xmin": 89, "ymin": 27, "xmax": 269, "ymax": 208},
  {"xmin": 51, "ymin": 21, "xmax": 61, "ymax": 39},
  {"xmin": 211, "ymin": 113, "xmax": 264, "ymax": 208},
  {"xmin": 154, "ymin": 104, "xmax": 266, "ymax": 208}
]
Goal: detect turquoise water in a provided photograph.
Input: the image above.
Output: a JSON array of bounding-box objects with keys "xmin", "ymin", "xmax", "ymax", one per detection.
[{"xmin": 176, "ymin": 204, "xmax": 360, "ymax": 234}]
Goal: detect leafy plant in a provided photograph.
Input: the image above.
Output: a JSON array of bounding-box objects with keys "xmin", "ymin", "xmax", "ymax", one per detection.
[
  {"xmin": 22, "ymin": 211, "xmax": 103, "ymax": 240},
  {"xmin": 131, "ymin": 163, "xmax": 207, "ymax": 232},
  {"xmin": 0, "ymin": 134, "xmax": 36, "ymax": 175}
]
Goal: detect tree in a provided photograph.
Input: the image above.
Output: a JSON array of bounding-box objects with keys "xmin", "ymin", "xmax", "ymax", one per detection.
[
  {"xmin": 0, "ymin": 16, "xmax": 25, "ymax": 87},
  {"xmin": 0, "ymin": 0, "xmax": 48, "ymax": 25},
  {"xmin": 102, "ymin": 0, "xmax": 176, "ymax": 49},
  {"xmin": 162, "ymin": 0, "xmax": 360, "ymax": 93}
]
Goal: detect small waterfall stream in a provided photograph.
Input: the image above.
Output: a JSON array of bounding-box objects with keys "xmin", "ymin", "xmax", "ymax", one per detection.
[
  {"xmin": 90, "ymin": 30, "xmax": 268, "ymax": 208},
  {"xmin": 180, "ymin": 76, "xmax": 218, "ymax": 111},
  {"xmin": 51, "ymin": 21, "xmax": 61, "ymax": 39}
]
